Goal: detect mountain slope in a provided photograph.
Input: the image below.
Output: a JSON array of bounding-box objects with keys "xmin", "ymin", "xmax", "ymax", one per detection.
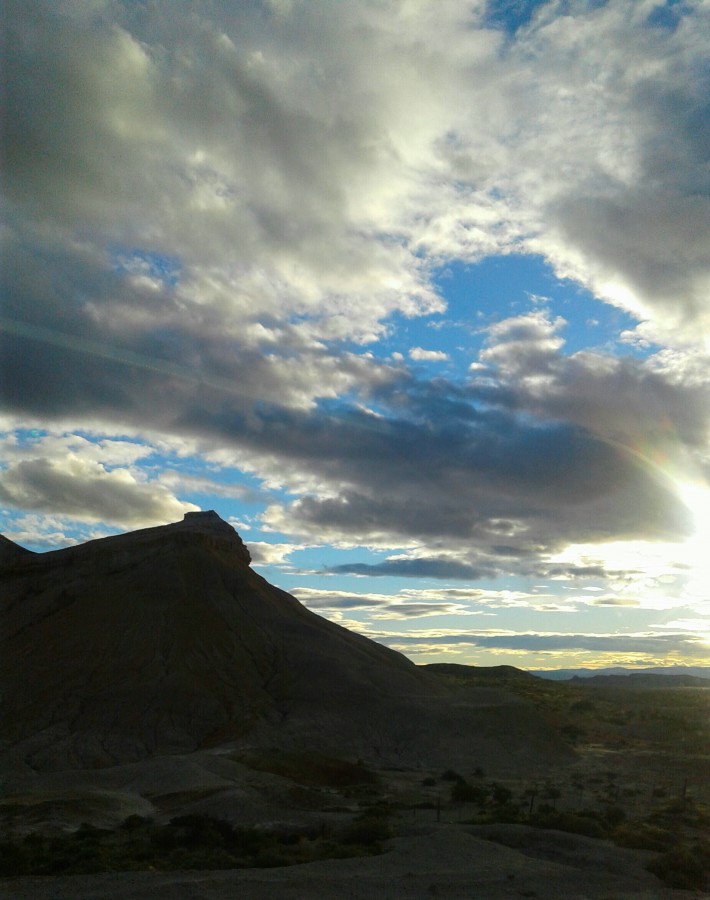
[{"xmin": 1, "ymin": 512, "xmax": 571, "ymax": 772}]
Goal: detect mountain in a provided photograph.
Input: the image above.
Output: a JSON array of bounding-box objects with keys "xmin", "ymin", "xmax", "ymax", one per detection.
[
  {"xmin": 0, "ymin": 533, "xmax": 33, "ymax": 564},
  {"xmin": 568, "ymin": 672, "xmax": 710, "ymax": 689},
  {"xmin": 533, "ymin": 666, "xmax": 710, "ymax": 682},
  {"xmin": 1, "ymin": 512, "xmax": 570, "ymax": 774}
]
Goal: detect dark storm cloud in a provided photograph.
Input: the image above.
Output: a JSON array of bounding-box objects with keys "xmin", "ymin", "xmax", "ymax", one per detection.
[
  {"xmin": 324, "ymin": 556, "xmax": 638, "ymax": 584},
  {"xmin": 253, "ymin": 382, "xmax": 692, "ymax": 552},
  {"xmin": 1, "ymin": 294, "xmax": 694, "ymax": 560},
  {"xmin": 326, "ymin": 558, "xmax": 495, "ymax": 580},
  {"xmin": 300, "ymin": 594, "xmax": 390, "ymax": 612},
  {"xmin": 292, "ymin": 588, "xmax": 478, "ymax": 620},
  {"xmin": 380, "ymin": 631, "xmax": 706, "ymax": 656}
]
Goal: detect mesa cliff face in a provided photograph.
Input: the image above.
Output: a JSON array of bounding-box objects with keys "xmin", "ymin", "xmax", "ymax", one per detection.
[{"xmin": 1, "ymin": 512, "xmax": 571, "ymax": 773}]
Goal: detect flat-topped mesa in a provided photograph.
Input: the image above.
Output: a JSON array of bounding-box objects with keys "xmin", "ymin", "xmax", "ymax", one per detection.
[
  {"xmin": 171, "ymin": 510, "xmax": 252, "ymax": 565},
  {"xmin": 0, "ymin": 511, "xmax": 251, "ymax": 573},
  {"xmin": 175, "ymin": 510, "xmax": 248, "ymax": 545},
  {"xmin": 1, "ymin": 511, "xmax": 576, "ymax": 773}
]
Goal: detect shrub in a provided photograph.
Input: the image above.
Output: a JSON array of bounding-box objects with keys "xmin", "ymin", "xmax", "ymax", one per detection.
[
  {"xmin": 121, "ymin": 814, "xmax": 151, "ymax": 831},
  {"xmin": 441, "ymin": 768, "xmax": 463, "ymax": 782},
  {"xmin": 490, "ymin": 782, "xmax": 513, "ymax": 807},
  {"xmin": 601, "ymin": 804, "xmax": 626, "ymax": 828},
  {"xmin": 0, "ymin": 811, "xmax": 389, "ymax": 876},
  {"xmin": 613, "ymin": 822, "xmax": 672, "ymax": 852},
  {"xmin": 560, "ymin": 724, "xmax": 583, "ymax": 744},
  {"xmin": 451, "ymin": 780, "xmax": 488, "ymax": 804},
  {"xmin": 488, "ymin": 802, "xmax": 521, "ymax": 824},
  {"xmin": 166, "ymin": 814, "xmax": 233, "ymax": 849},
  {"xmin": 647, "ymin": 844, "xmax": 709, "ymax": 890}
]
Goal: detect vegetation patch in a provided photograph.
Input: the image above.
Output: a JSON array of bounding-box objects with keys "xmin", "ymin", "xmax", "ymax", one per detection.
[
  {"xmin": 646, "ymin": 840, "xmax": 710, "ymax": 891},
  {"xmin": 0, "ymin": 809, "xmax": 391, "ymax": 877},
  {"xmin": 460, "ymin": 786, "xmax": 710, "ymax": 891}
]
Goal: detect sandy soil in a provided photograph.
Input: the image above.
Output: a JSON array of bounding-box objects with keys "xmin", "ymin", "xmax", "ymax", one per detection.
[{"xmin": 1, "ymin": 823, "xmax": 703, "ymax": 900}]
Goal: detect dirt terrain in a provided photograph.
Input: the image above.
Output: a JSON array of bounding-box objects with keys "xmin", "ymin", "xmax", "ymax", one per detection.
[{"xmin": 2, "ymin": 680, "xmax": 708, "ymax": 898}]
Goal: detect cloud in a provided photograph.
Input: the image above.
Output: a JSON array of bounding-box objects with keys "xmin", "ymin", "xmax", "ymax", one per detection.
[
  {"xmin": 5, "ymin": 1, "xmax": 709, "ymax": 419},
  {"xmin": 292, "ymin": 588, "xmax": 392, "ymax": 612},
  {"xmin": 370, "ymin": 603, "xmax": 480, "ymax": 620},
  {"xmin": 2, "ymin": 0, "xmax": 710, "ymax": 590},
  {"xmin": 292, "ymin": 586, "xmax": 484, "ymax": 619},
  {"xmin": 0, "ymin": 433, "xmax": 156, "ymax": 466},
  {"xmin": 409, "ymin": 347, "xmax": 450, "ymax": 362},
  {"xmin": 255, "ymin": 368, "xmax": 694, "ymax": 563},
  {"xmin": 0, "ymin": 434, "xmax": 197, "ymax": 527},
  {"xmin": 156, "ymin": 471, "xmax": 263, "ymax": 504},
  {"xmin": 326, "ymin": 557, "xmax": 494, "ymax": 580},
  {"xmin": 479, "ymin": 311, "xmax": 710, "ymax": 452},
  {"xmin": 247, "ymin": 541, "xmax": 304, "ymax": 565},
  {"xmin": 376, "ymin": 629, "xmax": 708, "ymax": 657},
  {"xmin": 0, "ymin": 513, "xmax": 89, "ymax": 550},
  {"xmin": 590, "ymin": 597, "xmax": 641, "ymax": 607},
  {"xmin": 512, "ymin": 2, "xmax": 710, "ymax": 344},
  {"xmin": 5, "ymin": 1, "xmax": 709, "ymax": 351}
]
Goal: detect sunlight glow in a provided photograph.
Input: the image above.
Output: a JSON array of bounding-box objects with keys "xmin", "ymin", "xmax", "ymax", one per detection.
[
  {"xmin": 546, "ymin": 474, "xmax": 710, "ymax": 615},
  {"xmin": 676, "ymin": 479, "xmax": 710, "ymax": 603}
]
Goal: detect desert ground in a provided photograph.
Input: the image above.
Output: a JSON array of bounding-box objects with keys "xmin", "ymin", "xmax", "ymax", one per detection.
[
  {"xmin": 0, "ymin": 822, "xmax": 699, "ymax": 900},
  {"xmin": 2, "ymin": 678, "xmax": 708, "ymax": 899}
]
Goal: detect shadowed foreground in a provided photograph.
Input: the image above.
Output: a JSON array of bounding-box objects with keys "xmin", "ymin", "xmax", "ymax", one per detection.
[
  {"xmin": 0, "ymin": 823, "xmax": 696, "ymax": 900},
  {"xmin": 2, "ymin": 514, "xmax": 707, "ymax": 897}
]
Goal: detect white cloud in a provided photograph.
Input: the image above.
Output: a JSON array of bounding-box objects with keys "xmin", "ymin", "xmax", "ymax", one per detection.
[
  {"xmin": 247, "ymin": 541, "xmax": 305, "ymax": 565},
  {"xmin": 0, "ymin": 433, "xmax": 197, "ymax": 528},
  {"xmin": 155, "ymin": 470, "xmax": 262, "ymax": 503},
  {"xmin": 409, "ymin": 347, "xmax": 450, "ymax": 362},
  {"xmin": 0, "ymin": 433, "xmax": 155, "ymax": 467},
  {"xmin": 1, "ymin": 513, "xmax": 82, "ymax": 550},
  {"xmin": 7, "ymin": 0, "xmax": 708, "ymax": 358}
]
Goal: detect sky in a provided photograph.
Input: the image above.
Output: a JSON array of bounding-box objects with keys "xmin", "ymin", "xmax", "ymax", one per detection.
[{"xmin": 2, "ymin": 0, "xmax": 710, "ymax": 672}]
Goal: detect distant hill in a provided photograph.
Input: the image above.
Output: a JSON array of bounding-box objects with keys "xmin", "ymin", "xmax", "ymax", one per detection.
[
  {"xmin": 569, "ymin": 672, "xmax": 710, "ymax": 689},
  {"xmin": 1, "ymin": 512, "xmax": 572, "ymax": 773},
  {"xmin": 532, "ymin": 666, "xmax": 710, "ymax": 684},
  {"xmin": 423, "ymin": 663, "xmax": 540, "ymax": 683}
]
